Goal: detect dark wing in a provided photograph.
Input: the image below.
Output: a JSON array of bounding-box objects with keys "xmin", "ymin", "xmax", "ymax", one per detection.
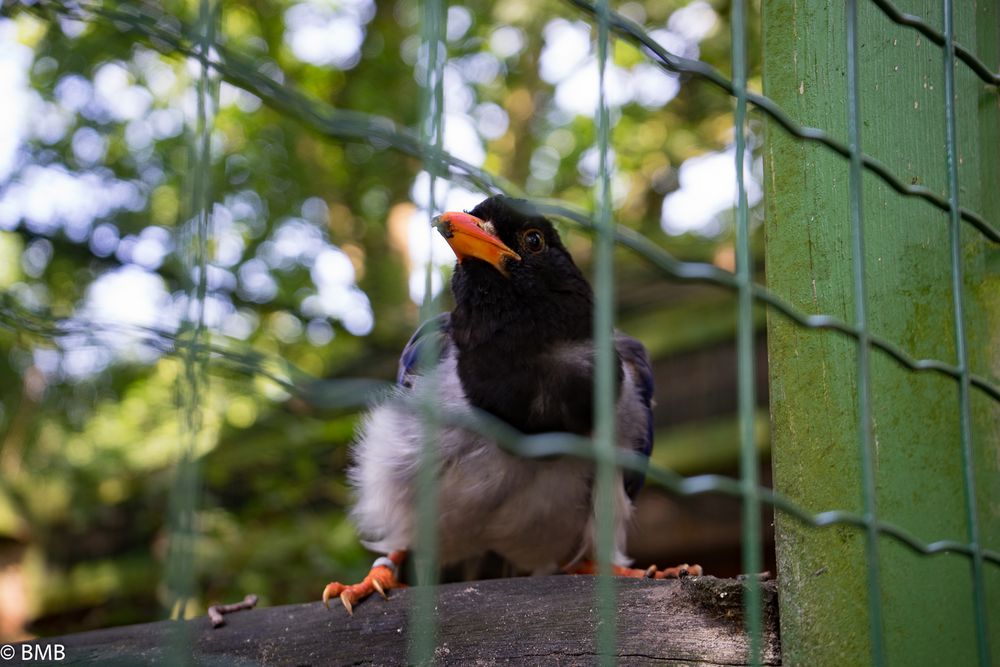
[
  {"xmin": 397, "ymin": 312, "xmax": 452, "ymax": 388},
  {"xmin": 616, "ymin": 334, "xmax": 655, "ymax": 500}
]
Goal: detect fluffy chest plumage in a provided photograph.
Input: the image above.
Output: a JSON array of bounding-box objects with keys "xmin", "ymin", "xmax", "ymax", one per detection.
[
  {"xmin": 352, "ymin": 351, "xmax": 595, "ymax": 570},
  {"xmin": 434, "ymin": 434, "xmax": 594, "ymax": 570},
  {"xmin": 349, "ymin": 337, "xmax": 649, "ymax": 572}
]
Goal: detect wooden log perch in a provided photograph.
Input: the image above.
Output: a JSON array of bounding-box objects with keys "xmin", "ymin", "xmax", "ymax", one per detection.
[{"xmin": 20, "ymin": 576, "xmax": 780, "ymax": 665}]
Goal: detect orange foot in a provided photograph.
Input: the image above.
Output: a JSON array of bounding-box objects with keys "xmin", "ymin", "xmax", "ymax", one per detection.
[
  {"xmin": 323, "ymin": 550, "xmax": 407, "ymax": 615},
  {"xmin": 567, "ymin": 560, "xmax": 703, "ymax": 579}
]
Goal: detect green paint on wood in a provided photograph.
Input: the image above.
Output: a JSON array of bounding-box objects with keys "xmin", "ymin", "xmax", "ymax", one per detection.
[{"xmin": 763, "ymin": 1, "xmax": 1000, "ymax": 665}]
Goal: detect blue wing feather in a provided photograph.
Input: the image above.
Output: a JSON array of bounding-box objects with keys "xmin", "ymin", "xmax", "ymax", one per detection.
[
  {"xmin": 617, "ymin": 334, "xmax": 655, "ymax": 500},
  {"xmin": 397, "ymin": 312, "xmax": 452, "ymax": 388}
]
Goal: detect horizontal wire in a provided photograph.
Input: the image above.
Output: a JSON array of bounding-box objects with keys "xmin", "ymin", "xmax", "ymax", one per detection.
[
  {"xmin": 748, "ymin": 286, "xmax": 1000, "ymax": 402},
  {"xmin": 870, "ymin": 0, "xmax": 1000, "ymax": 86},
  {"xmin": 54, "ymin": 2, "xmax": 511, "ymax": 194},
  {"xmin": 386, "ymin": 397, "xmax": 1000, "ymax": 568},
  {"xmin": 535, "ymin": 201, "xmax": 1000, "ymax": 403},
  {"xmin": 0, "ymin": 296, "xmax": 320, "ymax": 397},
  {"xmin": 565, "ymin": 0, "xmax": 1000, "ymax": 244}
]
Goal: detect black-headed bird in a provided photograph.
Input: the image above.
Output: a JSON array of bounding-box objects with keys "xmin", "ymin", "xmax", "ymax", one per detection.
[{"xmin": 323, "ymin": 195, "xmax": 700, "ymax": 613}]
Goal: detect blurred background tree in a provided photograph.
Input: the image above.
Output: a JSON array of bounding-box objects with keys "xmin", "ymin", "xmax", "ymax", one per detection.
[{"xmin": 0, "ymin": 0, "xmax": 765, "ymax": 639}]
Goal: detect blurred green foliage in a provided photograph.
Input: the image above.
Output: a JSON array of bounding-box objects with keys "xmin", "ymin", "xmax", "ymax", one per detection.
[{"xmin": 0, "ymin": 0, "xmax": 761, "ymax": 637}]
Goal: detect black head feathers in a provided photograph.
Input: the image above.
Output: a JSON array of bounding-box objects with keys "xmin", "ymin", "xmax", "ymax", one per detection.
[
  {"xmin": 445, "ymin": 195, "xmax": 593, "ymax": 350},
  {"xmin": 440, "ymin": 196, "xmax": 605, "ymax": 434}
]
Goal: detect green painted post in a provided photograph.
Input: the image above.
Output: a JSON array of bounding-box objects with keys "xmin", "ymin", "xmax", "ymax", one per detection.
[{"xmin": 763, "ymin": 2, "xmax": 1000, "ymax": 666}]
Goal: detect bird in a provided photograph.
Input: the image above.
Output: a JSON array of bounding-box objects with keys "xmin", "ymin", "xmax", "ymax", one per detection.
[{"xmin": 322, "ymin": 195, "xmax": 701, "ymax": 613}]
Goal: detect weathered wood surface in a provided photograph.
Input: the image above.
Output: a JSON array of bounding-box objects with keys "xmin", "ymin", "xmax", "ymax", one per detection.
[{"xmin": 18, "ymin": 576, "xmax": 779, "ymax": 666}]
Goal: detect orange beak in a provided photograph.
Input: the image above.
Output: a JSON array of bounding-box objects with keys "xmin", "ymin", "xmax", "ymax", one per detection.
[{"xmin": 433, "ymin": 211, "xmax": 521, "ymax": 276}]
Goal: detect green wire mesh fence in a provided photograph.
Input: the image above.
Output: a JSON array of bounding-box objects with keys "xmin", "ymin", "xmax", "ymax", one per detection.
[{"xmin": 4, "ymin": 0, "xmax": 999, "ymax": 665}]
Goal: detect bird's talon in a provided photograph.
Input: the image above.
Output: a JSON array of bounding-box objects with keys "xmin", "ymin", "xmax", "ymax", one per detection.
[
  {"xmin": 320, "ymin": 551, "xmax": 405, "ymax": 614},
  {"xmin": 644, "ymin": 565, "xmax": 657, "ymax": 578},
  {"xmin": 322, "ymin": 582, "xmax": 342, "ymax": 609}
]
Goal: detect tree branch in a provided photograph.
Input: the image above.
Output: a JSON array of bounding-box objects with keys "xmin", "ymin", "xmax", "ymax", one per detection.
[{"xmin": 19, "ymin": 576, "xmax": 779, "ymax": 665}]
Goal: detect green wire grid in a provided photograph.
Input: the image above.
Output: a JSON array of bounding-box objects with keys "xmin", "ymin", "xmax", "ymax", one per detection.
[
  {"xmin": 14, "ymin": 1, "xmax": 1000, "ymax": 664},
  {"xmin": 47, "ymin": 0, "xmax": 1000, "ymax": 404}
]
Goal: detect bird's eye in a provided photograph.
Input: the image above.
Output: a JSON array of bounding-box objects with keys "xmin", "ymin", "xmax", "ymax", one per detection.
[{"xmin": 522, "ymin": 229, "xmax": 545, "ymax": 253}]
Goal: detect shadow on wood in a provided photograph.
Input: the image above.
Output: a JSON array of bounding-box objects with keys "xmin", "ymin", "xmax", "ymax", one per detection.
[{"xmin": 19, "ymin": 576, "xmax": 780, "ymax": 665}]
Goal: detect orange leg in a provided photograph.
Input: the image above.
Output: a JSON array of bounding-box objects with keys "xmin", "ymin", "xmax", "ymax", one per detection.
[
  {"xmin": 566, "ymin": 560, "xmax": 703, "ymax": 579},
  {"xmin": 322, "ymin": 550, "xmax": 407, "ymax": 615}
]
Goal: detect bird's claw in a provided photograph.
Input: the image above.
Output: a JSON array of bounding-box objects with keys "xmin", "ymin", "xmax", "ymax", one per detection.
[
  {"xmin": 653, "ymin": 563, "xmax": 703, "ymax": 579},
  {"xmin": 321, "ymin": 582, "xmax": 344, "ymax": 609},
  {"xmin": 321, "ymin": 564, "xmax": 403, "ymax": 615},
  {"xmin": 565, "ymin": 560, "xmax": 704, "ymax": 579}
]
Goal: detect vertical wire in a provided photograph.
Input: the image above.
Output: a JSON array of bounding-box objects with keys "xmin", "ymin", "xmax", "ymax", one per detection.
[
  {"xmin": 941, "ymin": 1, "xmax": 991, "ymax": 663},
  {"xmin": 593, "ymin": 0, "xmax": 617, "ymax": 662},
  {"xmin": 411, "ymin": 0, "xmax": 445, "ymax": 663},
  {"xmin": 845, "ymin": 3, "xmax": 886, "ymax": 665},
  {"xmin": 730, "ymin": 0, "xmax": 761, "ymax": 664},
  {"xmin": 167, "ymin": 0, "xmax": 215, "ymax": 658},
  {"xmin": 167, "ymin": 0, "xmax": 214, "ymax": 615}
]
